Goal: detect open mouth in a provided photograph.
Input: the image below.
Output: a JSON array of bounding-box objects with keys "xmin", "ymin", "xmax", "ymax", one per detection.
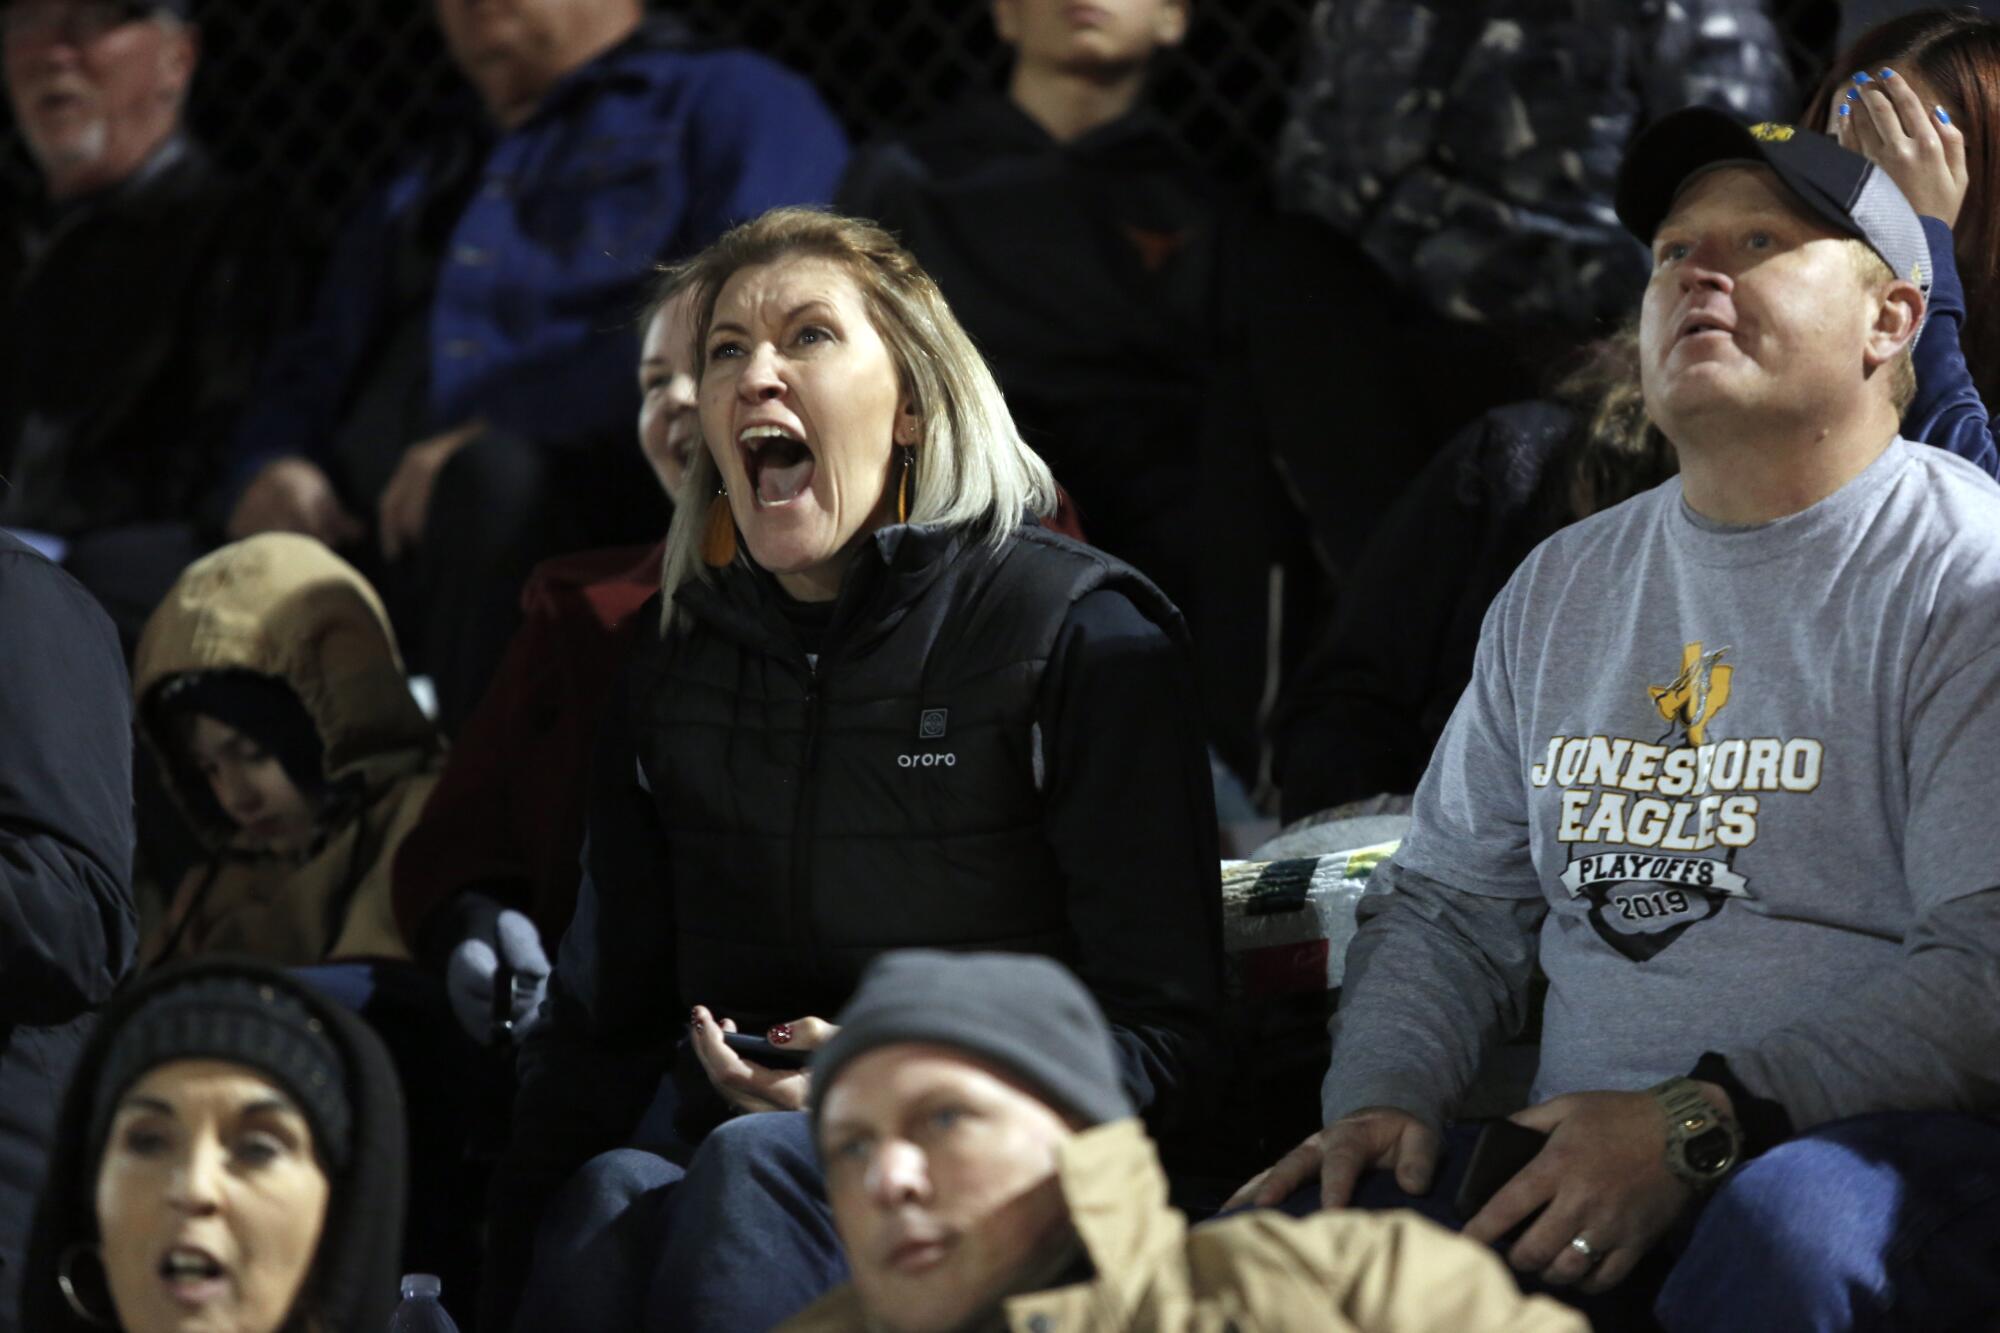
[
  {"xmin": 739, "ymin": 424, "xmax": 815, "ymax": 507},
  {"xmin": 159, "ymin": 1246, "xmax": 227, "ymax": 1304},
  {"xmin": 1678, "ymin": 315, "xmax": 1734, "ymax": 344}
]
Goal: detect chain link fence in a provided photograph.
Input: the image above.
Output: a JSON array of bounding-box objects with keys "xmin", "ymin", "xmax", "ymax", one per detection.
[{"xmin": 0, "ymin": 1, "xmax": 1847, "ymax": 228}]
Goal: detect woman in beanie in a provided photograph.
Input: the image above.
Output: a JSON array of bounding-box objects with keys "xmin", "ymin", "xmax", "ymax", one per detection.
[
  {"xmin": 20, "ymin": 958, "xmax": 407, "ymax": 1332},
  {"xmin": 132, "ymin": 532, "xmax": 444, "ymax": 967},
  {"xmin": 490, "ymin": 206, "xmax": 1223, "ymax": 1331}
]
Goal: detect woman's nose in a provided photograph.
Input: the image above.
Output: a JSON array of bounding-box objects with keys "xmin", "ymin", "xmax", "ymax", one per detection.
[
  {"xmin": 735, "ymin": 344, "xmax": 785, "ymax": 401},
  {"xmin": 165, "ymin": 1141, "xmax": 225, "ymax": 1215}
]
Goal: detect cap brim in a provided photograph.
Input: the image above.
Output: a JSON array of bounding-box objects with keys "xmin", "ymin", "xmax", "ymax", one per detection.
[{"xmin": 1615, "ymin": 107, "xmax": 1865, "ymax": 250}]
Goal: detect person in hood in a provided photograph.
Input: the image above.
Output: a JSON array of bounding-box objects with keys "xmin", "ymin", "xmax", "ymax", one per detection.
[
  {"xmin": 132, "ymin": 532, "xmax": 444, "ymax": 968},
  {"xmin": 20, "ymin": 957, "xmax": 407, "ymax": 1333},
  {"xmin": 488, "ymin": 206, "xmax": 1222, "ymax": 1332}
]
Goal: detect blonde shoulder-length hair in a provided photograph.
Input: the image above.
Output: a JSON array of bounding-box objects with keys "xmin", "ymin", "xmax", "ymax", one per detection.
[{"xmin": 653, "ymin": 206, "xmax": 1058, "ymax": 630}]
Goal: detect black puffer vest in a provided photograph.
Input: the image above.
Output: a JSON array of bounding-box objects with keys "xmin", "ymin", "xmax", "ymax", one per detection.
[{"xmin": 633, "ymin": 522, "xmax": 1181, "ymax": 1026}]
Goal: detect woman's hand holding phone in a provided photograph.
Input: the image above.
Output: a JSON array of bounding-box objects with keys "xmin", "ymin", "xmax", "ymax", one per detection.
[{"xmin": 688, "ymin": 1006, "xmax": 839, "ymax": 1114}]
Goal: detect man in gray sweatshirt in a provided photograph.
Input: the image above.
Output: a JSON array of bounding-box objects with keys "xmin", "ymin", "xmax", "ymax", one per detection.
[{"xmin": 1236, "ymin": 107, "xmax": 2000, "ymax": 1329}]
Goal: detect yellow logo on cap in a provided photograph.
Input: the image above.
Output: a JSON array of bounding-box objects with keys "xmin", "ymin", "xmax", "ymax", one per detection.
[{"xmin": 1749, "ymin": 122, "xmax": 1797, "ymax": 142}]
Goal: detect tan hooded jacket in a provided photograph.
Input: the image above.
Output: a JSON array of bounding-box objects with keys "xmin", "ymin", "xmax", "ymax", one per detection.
[
  {"xmin": 782, "ymin": 1119, "xmax": 1585, "ymax": 1333},
  {"xmin": 133, "ymin": 533, "xmax": 442, "ymax": 965}
]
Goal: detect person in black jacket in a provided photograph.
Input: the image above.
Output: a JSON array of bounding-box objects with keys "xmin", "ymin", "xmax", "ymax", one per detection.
[
  {"xmin": 0, "ymin": 532, "xmax": 138, "ymax": 1333},
  {"xmin": 488, "ymin": 207, "xmax": 1223, "ymax": 1332},
  {"xmin": 19, "ymin": 958, "xmax": 408, "ymax": 1333},
  {"xmin": 836, "ymin": 0, "xmax": 1517, "ymax": 788},
  {"xmin": 1271, "ymin": 328, "xmax": 1678, "ymax": 824},
  {"xmin": 0, "ymin": 0, "xmax": 298, "ymax": 650}
]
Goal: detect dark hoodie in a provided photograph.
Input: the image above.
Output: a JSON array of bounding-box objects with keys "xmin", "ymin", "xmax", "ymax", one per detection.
[{"xmin": 19, "ymin": 958, "xmax": 407, "ymax": 1332}]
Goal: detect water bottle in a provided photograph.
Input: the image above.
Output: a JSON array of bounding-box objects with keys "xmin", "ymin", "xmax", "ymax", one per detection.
[{"xmin": 387, "ymin": 1274, "xmax": 461, "ymax": 1332}]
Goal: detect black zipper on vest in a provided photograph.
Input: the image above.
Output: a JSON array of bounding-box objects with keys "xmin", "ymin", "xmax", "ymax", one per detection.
[{"xmin": 791, "ymin": 656, "xmax": 826, "ymax": 973}]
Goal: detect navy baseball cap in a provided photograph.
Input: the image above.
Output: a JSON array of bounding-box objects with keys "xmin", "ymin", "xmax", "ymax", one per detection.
[{"xmin": 1615, "ymin": 107, "xmax": 1931, "ymax": 322}]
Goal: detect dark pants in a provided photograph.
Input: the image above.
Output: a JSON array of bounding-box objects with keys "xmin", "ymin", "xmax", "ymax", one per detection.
[
  {"xmin": 515, "ymin": 1111, "xmax": 846, "ymax": 1333},
  {"xmin": 1284, "ymin": 1111, "xmax": 2000, "ymax": 1332},
  {"xmin": 344, "ymin": 430, "xmax": 669, "ymax": 735}
]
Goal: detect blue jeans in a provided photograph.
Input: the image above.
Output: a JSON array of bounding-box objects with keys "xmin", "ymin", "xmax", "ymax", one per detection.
[
  {"xmin": 515, "ymin": 1111, "xmax": 847, "ymax": 1333},
  {"xmin": 1287, "ymin": 1111, "xmax": 2000, "ymax": 1331}
]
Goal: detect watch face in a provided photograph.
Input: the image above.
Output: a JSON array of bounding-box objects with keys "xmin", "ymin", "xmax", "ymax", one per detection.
[{"xmin": 1686, "ymin": 1127, "xmax": 1735, "ymax": 1174}]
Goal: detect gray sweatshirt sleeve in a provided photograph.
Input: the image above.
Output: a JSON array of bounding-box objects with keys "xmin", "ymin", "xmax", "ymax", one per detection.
[
  {"xmin": 1724, "ymin": 886, "xmax": 2000, "ymax": 1129},
  {"xmin": 1322, "ymin": 858, "xmax": 1547, "ymax": 1132}
]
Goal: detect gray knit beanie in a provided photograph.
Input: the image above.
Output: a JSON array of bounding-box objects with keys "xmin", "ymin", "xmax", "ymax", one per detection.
[{"xmin": 810, "ymin": 951, "xmax": 1134, "ymax": 1129}]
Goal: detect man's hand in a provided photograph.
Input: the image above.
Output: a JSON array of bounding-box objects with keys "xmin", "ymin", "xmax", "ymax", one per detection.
[
  {"xmin": 1225, "ymin": 1106, "xmax": 1440, "ymax": 1211},
  {"xmin": 377, "ymin": 421, "xmax": 484, "ymax": 562},
  {"xmin": 1839, "ymin": 67, "xmax": 1968, "ymax": 227},
  {"xmin": 227, "ymin": 457, "xmax": 364, "ymax": 545},
  {"xmin": 688, "ymin": 1006, "xmax": 838, "ymax": 1116},
  {"xmin": 1463, "ymin": 1090, "xmax": 1702, "ymax": 1293}
]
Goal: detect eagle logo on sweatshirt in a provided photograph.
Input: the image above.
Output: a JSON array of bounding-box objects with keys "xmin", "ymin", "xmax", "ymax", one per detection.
[{"xmin": 1533, "ymin": 643, "xmax": 1823, "ymax": 962}]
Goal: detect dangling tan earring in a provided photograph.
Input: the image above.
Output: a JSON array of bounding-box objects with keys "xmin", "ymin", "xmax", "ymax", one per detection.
[
  {"xmin": 701, "ymin": 489, "xmax": 737, "ymax": 568},
  {"xmin": 896, "ymin": 447, "xmax": 913, "ymax": 524},
  {"xmin": 57, "ymin": 1242, "xmax": 114, "ymax": 1327}
]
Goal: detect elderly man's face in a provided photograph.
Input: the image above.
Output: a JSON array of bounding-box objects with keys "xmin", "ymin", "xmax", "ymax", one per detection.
[
  {"xmin": 2, "ymin": 1, "xmax": 193, "ymax": 189},
  {"xmin": 1639, "ymin": 165, "xmax": 1893, "ymax": 438},
  {"xmin": 819, "ymin": 1045, "xmax": 1077, "ymax": 1333}
]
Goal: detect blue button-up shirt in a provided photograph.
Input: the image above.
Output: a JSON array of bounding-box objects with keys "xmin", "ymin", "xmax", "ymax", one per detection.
[{"xmin": 229, "ymin": 20, "xmax": 847, "ymax": 491}]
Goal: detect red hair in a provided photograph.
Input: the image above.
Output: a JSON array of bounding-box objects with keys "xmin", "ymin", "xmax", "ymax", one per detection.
[{"xmin": 1803, "ymin": 10, "xmax": 2000, "ymax": 409}]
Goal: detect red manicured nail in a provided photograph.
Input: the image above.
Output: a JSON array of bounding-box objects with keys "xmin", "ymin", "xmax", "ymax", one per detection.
[{"xmin": 768, "ymin": 1023, "xmax": 794, "ymax": 1045}]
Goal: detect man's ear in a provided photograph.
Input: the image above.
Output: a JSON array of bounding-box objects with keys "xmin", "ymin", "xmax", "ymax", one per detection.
[
  {"xmin": 1156, "ymin": 0, "xmax": 1192, "ymax": 49},
  {"xmin": 159, "ymin": 24, "xmax": 199, "ymax": 102},
  {"xmin": 992, "ymin": 0, "xmax": 1020, "ymax": 45},
  {"xmin": 1864, "ymin": 278, "xmax": 1925, "ymax": 371}
]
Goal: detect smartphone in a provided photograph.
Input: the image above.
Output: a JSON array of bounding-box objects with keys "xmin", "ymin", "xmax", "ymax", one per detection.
[
  {"xmin": 722, "ymin": 1031, "xmax": 811, "ymax": 1071},
  {"xmin": 1454, "ymin": 1119, "xmax": 1549, "ymax": 1222}
]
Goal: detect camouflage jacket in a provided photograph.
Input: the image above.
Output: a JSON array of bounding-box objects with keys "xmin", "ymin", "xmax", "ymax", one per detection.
[{"xmin": 1277, "ymin": 0, "xmax": 1795, "ymax": 335}]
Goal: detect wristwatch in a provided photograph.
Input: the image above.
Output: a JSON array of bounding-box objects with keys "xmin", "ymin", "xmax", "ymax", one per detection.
[{"xmin": 1649, "ymin": 1076, "xmax": 1742, "ymax": 1190}]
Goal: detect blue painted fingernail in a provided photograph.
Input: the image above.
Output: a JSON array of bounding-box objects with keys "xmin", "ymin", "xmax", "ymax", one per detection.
[
  {"xmin": 1839, "ymin": 103, "xmax": 1851, "ymax": 117},
  {"xmin": 1853, "ymin": 71, "xmax": 1872, "ymax": 84},
  {"xmin": 1846, "ymin": 88, "xmax": 1859, "ymax": 100},
  {"xmin": 1938, "ymin": 107, "xmax": 1951, "ymax": 124},
  {"xmin": 1881, "ymin": 68, "xmax": 1895, "ymax": 79}
]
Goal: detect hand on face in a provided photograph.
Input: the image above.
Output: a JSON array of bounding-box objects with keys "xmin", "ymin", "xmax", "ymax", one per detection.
[
  {"xmin": 1459, "ymin": 1090, "xmax": 1699, "ymax": 1295},
  {"xmin": 1833, "ymin": 68, "xmax": 1968, "ymax": 229},
  {"xmin": 699, "ymin": 255, "xmax": 918, "ymax": 603},
  {"xmin": 819, "ymin": 1047, "xmax": 1075, "ymax": 1333},
  {"xmin": 95, "ymin": 1060, "xmax": 330, "ymax": 1333},
  {"xmin": 687, "ymin": 1006, "xmax": 835, "ymax": 1115}
]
